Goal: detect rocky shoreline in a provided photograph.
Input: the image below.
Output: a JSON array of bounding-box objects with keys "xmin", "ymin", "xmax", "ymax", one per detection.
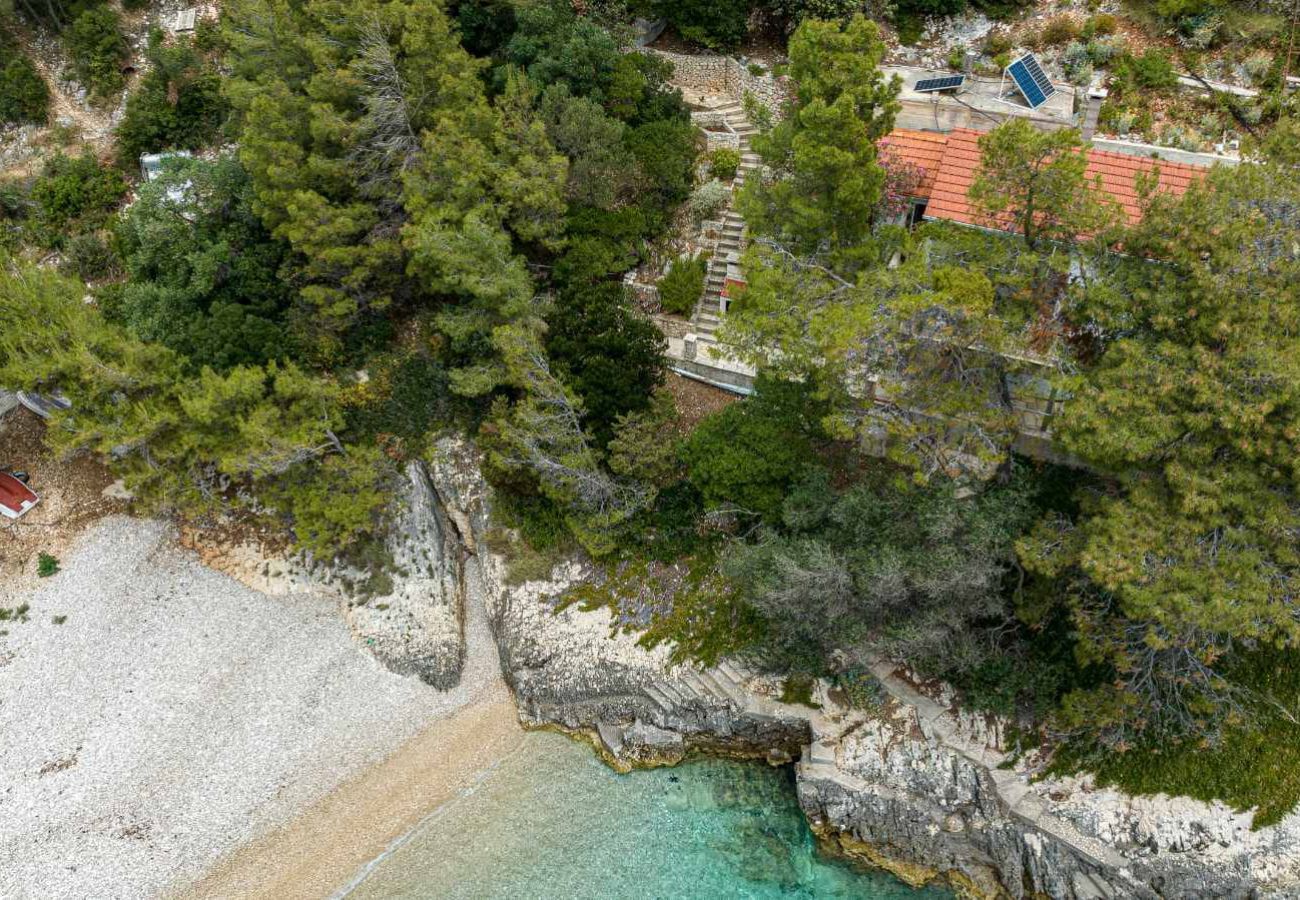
[{"xmin": 282, "ymin": 440, "xmax": 1300, "ymax": 899}]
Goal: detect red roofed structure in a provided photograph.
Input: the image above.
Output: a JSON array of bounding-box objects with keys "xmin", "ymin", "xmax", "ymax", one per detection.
[
  {"xmin": 0, "ymin": 471, "xmax": 38, "ymax": 521},
  {"xmin": 878, "ymin": 127, "xmax": 1207, "ymax": 235},
  {"xmin": 879, "ymin": 129, "xmax": 949, "ymax": 197}
]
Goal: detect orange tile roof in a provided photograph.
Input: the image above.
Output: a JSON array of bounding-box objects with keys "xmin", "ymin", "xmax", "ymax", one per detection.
[
  {"xmin": 882, "ymin": 128, "xmax": 1207, "ymax": 236},
  {"xmin": 879, "ymin": 129, "xmax": 950, "ymax": 196}
]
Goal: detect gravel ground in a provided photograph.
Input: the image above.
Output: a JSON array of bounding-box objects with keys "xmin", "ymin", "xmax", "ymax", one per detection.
[{"xmin": 0, "ymin": 516, "xmax": 496, "ymax": 900}]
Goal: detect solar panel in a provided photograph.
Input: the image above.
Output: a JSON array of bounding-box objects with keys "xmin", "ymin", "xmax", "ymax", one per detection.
[
  {"xmin": 1007, "ymin": 53, "xmax": 1056, "ymax": 109},
  {"xmin": 914, "ymin": 75, "xmax": 965, "ymax": 93}
]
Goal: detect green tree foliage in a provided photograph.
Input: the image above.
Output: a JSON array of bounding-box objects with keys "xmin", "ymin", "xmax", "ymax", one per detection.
[
  {"xmin": 1020, "ymin": 143, "xmax": 1300, "ymax": 745},
  {"xmin": 707, "ymin": 148, "xmax": 740, "ymax": 181},
  {"xmin": 401, "ymin": 69, "xmax": 567, "ymax": 394},
  {"xmin": 113, "ymin": 155, "xmax": 292, "ymax": 370},
  {"xmin": 682, "ymin": 376, "xmax": 826, "ymax": 521},
  {"xmin": 657, "ymin": 253, "xmax": 706, "ymax": 316},
  {"xmin": 486, "ymin": 324, "xmax": 652, "ymax": 555},
  {"xmin": 454, "ymin": 0, "xmax": 516, "ymax": 57},
  {"xmin": 653, "ymin": 0, "xmax": 751, "ymax": 50},
  {"xmin": 502, "ymin": 0, "xmax": 621, "ymax": 102},
  {"xmin": 225, "ymin": 0, "xmax": 562, "ymax": 365},
  {"xmin": 969, "ymin": 118, "xmax": 1120, "ymax": 249},
  {"xmin": 115, "ymin": 33, "xmax": 227, "ymax": 166},
  {"xmin": 545, "ymin": 281, "xmax": 665, "ymax": 446},
  {"xmin": 539, "ymin": 85, "xmax": 640, "ymax": 210},
  {"xmin": 1112, "ymin": 48, "xmax": 1179, "ymax": 93},
  {"xmin": 67, "ymin": 5, "xmax": 127, "ymax": 98},
  {"xmin": 0, "ymin": 30, "xmax": 49, "ymax": 125},
  {"xmin": 624, "ymin": 117, "xmax": 698, "ymax": 204},
  {"xmin": 0, "ymin": 255, "xmax": 392, "ymax": 558},
  {"xmin": 738, "ymin": 14, "xmax": 900, "ymax": 266},
  {"xmin": 725, "ymin": 466, "xmax": 1034, "ymax": 672},
  {"xmin": 762, "ymin": 0, "xmax": 864, "ymax": 28},
  {"xmin": 30, "ymin": 151, "xmax": 127, "ymax": 244}
]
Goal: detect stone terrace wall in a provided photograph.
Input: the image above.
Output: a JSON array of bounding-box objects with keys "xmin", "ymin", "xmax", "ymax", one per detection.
[{"xmin": 646, "ymin": 50, "xmax": 790, "ymax": 114}]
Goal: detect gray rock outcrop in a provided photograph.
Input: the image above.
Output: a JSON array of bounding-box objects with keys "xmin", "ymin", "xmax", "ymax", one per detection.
[
  {"xmin": 338, "ymin": 436, "xmax": 488, "ymax": 686},
  {"xmin": 383, "ymin": 439, "xmax": 1300, "ymax": 898}
]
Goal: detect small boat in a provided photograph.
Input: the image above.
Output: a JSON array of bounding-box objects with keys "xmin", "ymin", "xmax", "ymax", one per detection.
[
  {"xmin": 16, "ymin": 391, "xmax": 72, "ymax": 420},
  {"xmin": 0, "ymin": 470, "xmax": 38, "ymax": 520}
]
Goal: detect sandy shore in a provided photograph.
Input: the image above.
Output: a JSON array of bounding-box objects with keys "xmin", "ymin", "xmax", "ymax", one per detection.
[
  {"xmin": 0, "ymin": 516, "xmax": 518, "ymax": 900},
  {"xmin": 181, "ymin": 688, "xmax": 525, "ymax": 900}
]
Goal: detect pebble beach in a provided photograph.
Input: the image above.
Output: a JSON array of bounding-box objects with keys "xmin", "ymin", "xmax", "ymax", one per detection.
[{"xmin": 0, "ymin": 516, "xmax": 513, "ymax": 900}]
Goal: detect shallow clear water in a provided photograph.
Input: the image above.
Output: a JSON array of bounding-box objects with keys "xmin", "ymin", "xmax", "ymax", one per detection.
[{"xmin": 345, "ymin": 731, "xmax": 949, "ymax": 900}]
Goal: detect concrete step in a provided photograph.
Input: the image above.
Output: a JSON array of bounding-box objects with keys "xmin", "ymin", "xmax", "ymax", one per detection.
[
  {"xmin": 717, "ymin": 660, "xmax": 749, "ymax": 684},
  {"xmin": 694, "ymin": 670, "xmax": 740, "ymax": 706},
  {"xmin": 673, "ymin": 676, "xmax": 705, "ymax": 702},
  {"xmin": 808, "ymin": 740, "xmax": 837, "ymax": 766},
  {"xmin": 643, "ymin": 683, "xmax": 673, "ymax": 712},
  {"xmin": 654, "ymin": 679, "xmax": 687, "ymax": 704},
  {"xmin": 683, "ymin": 671, "xmax": 728, "ymax": 705},
  {"xmin": 704, "ymin": 668, "xmax": 749, "ymax": 706}
]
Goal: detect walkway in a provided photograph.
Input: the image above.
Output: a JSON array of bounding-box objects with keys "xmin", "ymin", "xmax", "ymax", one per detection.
[
  {"xmin": 858, "ymin": 656, "xmax": 1135, "ymax": 893},
  {"xmin": 639, "ymin": 648, "xmax": 1141, "ymax": 896},
  {"xmin": 692, "ymin": 98, "xmax": 761, "ymax": 340}
]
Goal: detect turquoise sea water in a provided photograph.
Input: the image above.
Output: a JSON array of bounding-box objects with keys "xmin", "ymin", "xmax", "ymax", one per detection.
[{"xmin": 345, "ymin": 731, "xmax": 950, "ymax": 900}]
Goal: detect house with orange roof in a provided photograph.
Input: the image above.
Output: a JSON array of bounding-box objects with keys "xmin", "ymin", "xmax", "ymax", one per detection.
[{"xmin": 878, "ymin": 127, "xmax": 1208, "ymax": 236}]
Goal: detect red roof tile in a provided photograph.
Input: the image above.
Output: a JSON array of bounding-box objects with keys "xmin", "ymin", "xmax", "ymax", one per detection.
[
  {"xmin": 882, "ymin": 127, "xmax": 1207, "ymax": 237},
  {"xmin": 879, "ymin": 129, "xmax": 949, "ymax": 197}
]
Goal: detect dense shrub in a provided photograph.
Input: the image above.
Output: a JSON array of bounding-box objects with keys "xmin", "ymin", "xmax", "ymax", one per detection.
[
  {"xmin": 546, "ymin": 282, "xmax": 666, "ymax": 446},
  {"xmin": 1062, "ymin": 42, "xmax": 1093, "ymax": 85},
  {"xmin": 1153, "ymin": 0, "xmax": 1225, "ymax": 48},
  {"xmin": 654, "ymin": 0, "xmax": 752, "ymax": 50},
  {"xmin": 114, "ymin": 155, "xmax": 292, "ymax": 370},
  {"xmin": 708, "ymin": 147, "xmax": 740, "ymax": 181},
  {"xmin": 725, "ymin": 467, "xmax": 1036, "ymax": 673},
  {"xmin": 981, "ymin": 30, "xmax": 1013, "ymax": 58},
  {"xmin": 894, "ymin": 0, "xmax": 966, "ymax": 15},
  {"xmin": 0, "ymin": 51, "xmax": 49, "ymax": 125},
  {"xmin": 626, "ymin": 118, "xmax": 699, "ymax": 202},
  {"xmin": 682, "ymin": 375, "xmax": 825, "ymax": 521},
  {"xmin": 657, "ymin": 254, "xmax": 707, "ymax": 316},
  {"xmin": 67, "ymin": 6, "xmax": 127, "ymax": 97},
  {"xmin": 30, "ymin": 152, "xmax": 127, "ymax": 242},
  {"xmin": 503, "ymin": 1, "xmax": 620, "ymax": 101},
  {"xmin": 342, "ymin": 349, "xmax": 451, "ymax": 448},
  {"xmin": 763, "ymin": 0, "xmax": 860, "ymax": 27},
  {"xmin": 59, "ymin": 231, "xmax": 119, "ymax": 280},
  {"xmin": 115, "ymin": 35, "xmax": 227, "ymax": 165},
  {"xmin": 1085, "ymin": 36, "xmax": 1124, "ymax": 66},
  {"xmin": 1082, "ymin": 13, "xmax": 1118, "ymax": 37},
  {"xmin": 688, "ymin": 179, "xmax": 731, "ymax": 223},
  {"xmin": 1034, "ymin": 15, "xmax": 1080, "ymax": 48},
  {"xmin": 1114, "ymin": 48, "xmax": 1179, "ymax": 92}
]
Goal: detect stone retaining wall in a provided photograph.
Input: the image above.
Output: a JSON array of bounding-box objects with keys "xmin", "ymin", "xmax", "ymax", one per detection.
[{"xmin": 647, "ymin": 49, "xmax": 790, "ymax": 114}]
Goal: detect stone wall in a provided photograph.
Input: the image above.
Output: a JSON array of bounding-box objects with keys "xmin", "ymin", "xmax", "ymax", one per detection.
[{"xmin": 648, "ymin": 49, "xmax": 790, "ymax": 114}]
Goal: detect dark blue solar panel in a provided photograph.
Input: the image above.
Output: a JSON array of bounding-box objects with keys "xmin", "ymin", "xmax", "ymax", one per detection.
[
  {"xmin": 1008, "ymin": 54, "xmax": 1055, "ymax": 109},
  {"xmin": 915, "ymin": 75, "xmax": 965, "ymax": 93}
]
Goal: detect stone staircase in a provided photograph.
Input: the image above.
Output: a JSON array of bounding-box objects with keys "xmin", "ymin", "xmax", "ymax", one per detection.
[
  {"xmin": 637, "ymin": 649, "xmax": 1132, "ymax": 893},
  {"xmin": 643, "ymin": 659, "xmax": 822, "ymax": 726},
  {"xmin": 694, "ymin": 99, "xmax": 762, "ymax": 341},
  {"xmin": 855, "ymin": 655, "xmax": 1134, "ymax": 884}
]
